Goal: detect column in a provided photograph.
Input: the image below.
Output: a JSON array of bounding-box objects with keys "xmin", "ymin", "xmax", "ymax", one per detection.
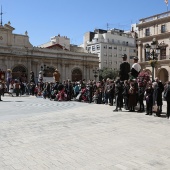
[
  {"xmin": 138, "ymin": 41, "xmax": 142, "ymax": 62},
  {"xmin": 142, "ymin": 47, "xmax": 145, "ymax": 62}
]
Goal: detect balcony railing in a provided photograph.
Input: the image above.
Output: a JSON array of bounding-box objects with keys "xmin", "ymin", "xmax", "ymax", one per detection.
[
  {"xmin": 145, "ymin": 55, "xmax": 170, "ymax": 61},
  {"xmin": 87, "ymin": 40, "xmax": 135, "ymax": 47},
  {"xmin": 139, "ymin": 11, "xmax": 170, "ymax": 24}
]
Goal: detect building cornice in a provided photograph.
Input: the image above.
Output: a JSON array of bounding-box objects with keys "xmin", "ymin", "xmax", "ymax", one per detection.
[
  {"xmin": 138, "ymin": 32, "xmax": 170, "ymax": 43},
  {"xmin": 0, "ymin": 46, "xmax": 99, "ymax": 62}
]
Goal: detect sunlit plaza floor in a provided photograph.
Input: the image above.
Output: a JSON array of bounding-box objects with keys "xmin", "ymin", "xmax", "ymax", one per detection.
[{"xmin": 0, "ymin": 95, "xmax": 170, "ymax": 170}]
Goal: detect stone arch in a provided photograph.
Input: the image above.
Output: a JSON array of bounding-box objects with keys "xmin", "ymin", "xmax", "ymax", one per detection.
[
  {"xmin": 12, "ymin": 65, "xmax": 28, "ymax": 82},
  {"xmin": 71, "ymin": 68, "xmax": 82, "ymax": 82},
  {"xmin": 43, "ymin": 67, "xmax": 55, "ymax": 77},
  {"xmin": 157, "ymin": 68, "xmax": 168, "ymax": 83}
]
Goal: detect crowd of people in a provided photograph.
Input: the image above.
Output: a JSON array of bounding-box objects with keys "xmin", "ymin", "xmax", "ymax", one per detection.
[
  {"xmin": 0, "ymin": 55, "xmax": 170, "ymax": 119},
  {"xmin": 0, "ymin": 74, "xmax": 170, "ymax": 119}
]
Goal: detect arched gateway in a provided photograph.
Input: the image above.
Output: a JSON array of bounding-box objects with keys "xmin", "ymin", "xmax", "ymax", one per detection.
[
  {"xmin": 12, "ymin": 65, "xmax": 27, "ymax": 82},
  {"xmin": 157, "ymin": 68, "xmax": 168, "ymax": 83},
  {"xmin": 72, "ymin": 68, "xmax": 82, "ymax": 82}
]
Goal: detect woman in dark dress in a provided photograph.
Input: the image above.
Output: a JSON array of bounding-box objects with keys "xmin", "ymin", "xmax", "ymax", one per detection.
[
  {"xmin": 145, "ymin": 83, "xmax": 154, "ymax": 115},
  {"xmin": 155, "ymin": 82, "xmax": 164, "ymax": 117}
]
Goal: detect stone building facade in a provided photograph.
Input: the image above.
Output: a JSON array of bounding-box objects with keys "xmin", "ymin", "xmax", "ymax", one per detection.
[
  {"xmin": 137, "ymin": 11, "xmax": 170, "ymax": 83},
  {"xmin": 0, "ymin": 22, "xmax": 99, "ymax": 83}
]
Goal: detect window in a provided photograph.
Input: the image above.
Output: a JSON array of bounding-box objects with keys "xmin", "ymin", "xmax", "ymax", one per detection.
[
  {"xmin": 130, "ymin": 56, "xmax": 135, "ymax": 59},
  {"xmin": 130, "ymin": 49, "xmax": 136, "ymax": 53},
  {"xmin": 114, "ymin": 46, "xmax": 117, "ymax": 50},
  {"xmin": 145, "ymin": 49, "xmax": 150, "ymax": 61},
  {"xmin": 161, "ymin": 25, "xmax": 166, "ymax": 33},
  {"xmin": 114, "ymin": 54, "xmax": 117, "ymax": 57},
  {"xmin": 87, "ymin": 46, "xmax": 91, "ymax": 52},
  {"xmin": 160, "ymin": 48, "xmax": 166, "ymax": 60},
  {"xmin": 112, "ymin": 39, "xmax": 114, "ymax": 43},
  {"xmin": 109, "ymin": 54, "xmax": 112, "ymax": 57},
  {"xmin": 103, "ymin": 45, "xmax": 107, "ymax": 49},
  {"xmin": 145, "ymin": 28, "xmax": 150, "ymax": 36},
  {"xmin": 96, "ymin": 44, "xmax": 100, "ymax": 50},
  {"xmin": 92, "ymin": 46, "xmax": 95, "ymax": 51},
  {"xmin": 109, "ymin": 46, "xmax": 112, "ymax": 49},
  {"xmin": 119, "ymin": 54, "xmax": 122, "ymax": 57}
]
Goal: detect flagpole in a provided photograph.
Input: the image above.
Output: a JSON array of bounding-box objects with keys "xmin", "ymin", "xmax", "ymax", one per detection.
[{"xmin": 165, "ymin": 0, "xmax": 169, "ymax": 11}]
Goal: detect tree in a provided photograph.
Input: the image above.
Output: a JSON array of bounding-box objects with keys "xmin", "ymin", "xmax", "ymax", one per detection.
[{"xmin": 99, "ymin": 68, "xmax": 119, "ymax": 81}]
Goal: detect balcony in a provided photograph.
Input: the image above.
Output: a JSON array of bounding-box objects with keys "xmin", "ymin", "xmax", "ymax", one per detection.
[
  {"xmin": 139, "ymin": 11, "xmax": 170, "ymax": 24},
  {"xmin": 145, "ymin": 55, "xmax": 170, "ymax": 61}
]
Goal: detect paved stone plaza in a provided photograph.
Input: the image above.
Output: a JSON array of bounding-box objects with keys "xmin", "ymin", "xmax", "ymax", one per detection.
[{"xmin": 0, "ymin": 95, "xmax": 170, "ymax": 170}]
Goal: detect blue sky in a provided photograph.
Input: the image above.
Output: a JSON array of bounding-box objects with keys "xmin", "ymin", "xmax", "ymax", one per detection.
[{"xmin": 1, "ymin": 0, "xmax": 169, "ymax": 46}]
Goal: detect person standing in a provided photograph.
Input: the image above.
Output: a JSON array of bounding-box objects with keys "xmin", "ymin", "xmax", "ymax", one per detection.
[
  {"xmin": 0, "ymin": 80, "xmax": 4, "ymax": 101},
  {"xmin": 8, "ymin": 82, "xmax": 14, "ymax": 97},
  {"xmin": 155, "ymin": 77, "xmax": 164, "ymax": 113},
  {"xmin": 65, "ymin": 80, "xmax": 73, "ymax": 101},
  {"xmin": 14, "ymin": 80, "xmax": 20, "ymax": 97},
  {"xmin": 122, "ymin": 80, "xmax": 130, "ymax": 110},
  {"xmin": 119, "ymin": 54, "xmax": 130, "ymax": 81},
  {"xmin": 113, "ymin": 78, "xmax": 123, "ymax": 111},
  {"xmin": 128, "ymin": 82, "xmax": 137, "ymax": 112},
  {"xmin": 137, "ymin": 82, "xmax": 145, "ymax": 112},
  {"xmin": 163, "ymin": 81, "xmax": 170, "ymax": 119},
  {"xmin": 145, "ymin": 83, "xmax": 154, "ymax": 115},
  {"xmin": 87, "ymin": 81, "xmax": 93, "ymax": 103}
]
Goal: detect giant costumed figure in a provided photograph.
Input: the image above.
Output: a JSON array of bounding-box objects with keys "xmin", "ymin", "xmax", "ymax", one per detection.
[
  {"xmin": 130, "ymin": 57, "xmax": 141, "ymax": 79},
  {"xmin": 53, "ymin": 69, "xmax": 60, "ymax": 82},
  {"xmin": 119, "ymin": 54, "xmax": 130, "ymax": 81}
]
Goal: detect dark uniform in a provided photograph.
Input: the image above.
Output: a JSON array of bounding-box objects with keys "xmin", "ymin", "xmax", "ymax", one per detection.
[{"xmin": 119, "ymin": 54, "xmax": 130, "ymax": 81}]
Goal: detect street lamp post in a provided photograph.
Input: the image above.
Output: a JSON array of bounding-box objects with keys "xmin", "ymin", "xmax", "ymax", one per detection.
[
  {"xmin": 93, "ymin": 68, "xmax": 99, "ymax": 82},
  {"xmin": 145, "ymin": 38, "xmax": 160, "ymax": 82}
]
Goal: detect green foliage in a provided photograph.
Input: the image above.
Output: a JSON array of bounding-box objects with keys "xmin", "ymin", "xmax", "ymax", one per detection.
[{"xmin": 99, "ymin": 67, "xmax": 119, "ymax": 81}]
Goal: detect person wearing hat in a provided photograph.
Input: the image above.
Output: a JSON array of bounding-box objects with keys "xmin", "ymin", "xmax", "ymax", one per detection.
[
  {"xmin": 130, "ymin": 57, "xmax": 141, "ymax": 79},
  {"xmin": 119, "ymin": 54, "xmax": 130, "ymax": 81}
]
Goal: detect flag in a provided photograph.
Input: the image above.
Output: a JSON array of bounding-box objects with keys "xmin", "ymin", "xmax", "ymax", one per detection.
[{"xmin": 165, "ymin": 0, "xmax": 168, "ymax": 5}]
